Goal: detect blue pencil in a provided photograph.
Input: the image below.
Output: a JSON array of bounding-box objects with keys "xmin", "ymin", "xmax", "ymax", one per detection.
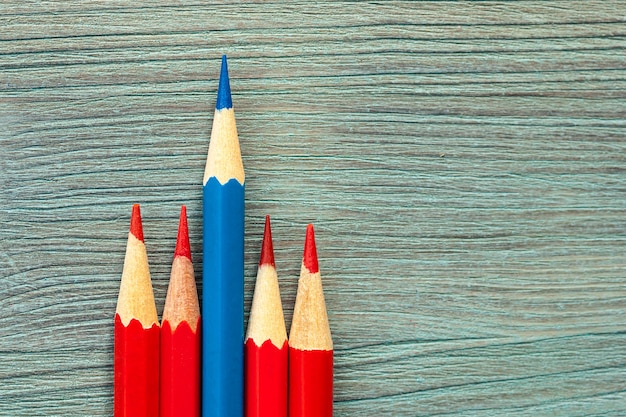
[{"xmin": 202, "ymin": 55, "xmax": 245, "ymax": 417}]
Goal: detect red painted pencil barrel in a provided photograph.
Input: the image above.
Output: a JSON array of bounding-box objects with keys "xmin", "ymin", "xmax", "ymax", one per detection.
[
  {"xmin": 288, "ymin": 347, "xmax": 333, "ymax": 417},
  {"xmin": 245, "ymin": 338, "xmax": 288, "ymax": 417},
  {"xmin": 160, "ymin": 318, "xmax": 201, "ymax": 417},
  {"xmin": 114, "ymin": 314, "xmax": 159, "ymax": 417}
]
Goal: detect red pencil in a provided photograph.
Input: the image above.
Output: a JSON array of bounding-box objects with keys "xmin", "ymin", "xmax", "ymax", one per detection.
[
  {"xmin": 161, "ymin": 206, "xmax": 201, "ymax": 417},
  {"xmin": 288, "ymin": 224, "xmax": 333, "ymax": 417},
  {"xmin": 245, "ymin": 215, "xmax": 288, "ymax": 417},
  {"xmin": 114, "ymin": 204, "xmax": 159, "ymax": 417}
]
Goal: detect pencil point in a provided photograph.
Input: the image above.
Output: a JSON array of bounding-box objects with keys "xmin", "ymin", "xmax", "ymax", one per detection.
[
  {"xmin": 216, "ymin": 55, "xmax": 233, "ymax": 110},
  {"xmin": 303, "ymin": 224, "xmax": 319, "ymax": 273},
  {"xmin": 175, "ymin": 205, "xmax": 192, "ymax": 261},
  {"xmin": 130, "ymin": 204, "xmax": 144, "ymax": 242},
  {"xmin": 259, "ymin": 215, "xmax": 275, "ymax": 267}
]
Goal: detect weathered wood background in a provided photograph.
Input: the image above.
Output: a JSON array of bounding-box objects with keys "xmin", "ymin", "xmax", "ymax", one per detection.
[{"xmin": 1, "ymin": 1, "xmax": 625, "ymax": 416}]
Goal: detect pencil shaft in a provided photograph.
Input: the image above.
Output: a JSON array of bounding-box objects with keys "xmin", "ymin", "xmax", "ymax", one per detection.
[
  {"xmin": 203, "ymin": 177, "xmax": 245, "ymax": 417},
  {"xmin": 114, "ymin": 315, "xmax": 160, "ymax": 417},
  {"xmin": 114, "ymin": 205, "xmax": 159, "ymax": 417},
  {"xmin": 288, "ymin": 348, "xmax": 333, "ymax": 417},
  {"xmin": 244, "ymin": 216, "xmax": 288, "ymax": 417},
  {"xmin": 245, "ymin": 339, "xmax": 288, "ymax": 417},
  {"xmin": 161, "ymin": 205, "xmax": 201, "ymax": 417},
  {"xmin": 288, "ymin": 225, "xmax": 333, "ymax": 417},
  {"xmin": 161, "ymin": 319, "xmax": 201, "ymax": 417}
]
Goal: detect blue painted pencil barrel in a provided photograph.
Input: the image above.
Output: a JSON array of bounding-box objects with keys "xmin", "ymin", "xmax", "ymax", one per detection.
[
  {"xmin": 203, "ymin": 177, "xmax": 244, "ymax": 416},
  {"xmin": 202, "ymin": 55, "xmax": 245, "ymax": 417}
]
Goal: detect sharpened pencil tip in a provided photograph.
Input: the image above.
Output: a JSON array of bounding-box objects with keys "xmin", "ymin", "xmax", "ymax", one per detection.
[
  {"xmin": 216, "ymin": 55, "xmax": 233, "ymax": 110},
  {"xmin": 259, "ymin": 215, "xmax": 275, "ymax": 267},
  {"xmin": 303, "ymin": 224, "xmax": 319, "ymax": 273},
  {"xmin": 130, "ymin": 204, "xmax": 144, "ymax": 242},
  {"xmin": 175, "ymin": 205, "xmax": 192, "ymax": 261}
]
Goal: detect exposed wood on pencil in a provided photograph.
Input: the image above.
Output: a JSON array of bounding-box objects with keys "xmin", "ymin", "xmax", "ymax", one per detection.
[
  {"xmin": 116, "ymin": 204, "xmax": 158, "ymax": 328},
  {"xmin": 203, "ymin": 56, "xmax": 244, "ymax": 186},
  {"xmin": 162, "ymin": 205, "xmax": 200, "ymax": 332},
  {"xmin": 289, "ymin": 224, "xmax": 332, "ymax": 351},
  {"xmin": 246, "ymin": 215, "xmax": 287, "ymax": 348}
]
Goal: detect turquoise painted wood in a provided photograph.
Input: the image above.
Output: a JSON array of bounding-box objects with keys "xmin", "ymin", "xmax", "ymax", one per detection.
[{"xmin": 0, "ymin": 2, "xmax": 624, "ymax": 416}]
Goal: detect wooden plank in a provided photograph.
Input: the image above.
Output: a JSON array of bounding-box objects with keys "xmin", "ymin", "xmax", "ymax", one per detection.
[{"xmin": 1, "ymin": 1, "xmax": 625, "ymax": 416}]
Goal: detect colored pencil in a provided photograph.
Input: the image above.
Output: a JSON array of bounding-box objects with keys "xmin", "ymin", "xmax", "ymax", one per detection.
[
  {"xmin": 161, "ymin": 205, "xmax": 201, "ymax": 417},
  {"xmin": 245, "ymin": 215, "xmax": 288, "ymax": 417},
  {"xmin": 202, "ymin": 55, "xmax": 245, "ymax": 417},
  {"xmin": 289, "ymin": 224, "xmax": 333, "ymax": 417},
  {"xmin": 114, "ymin": 204, "xmax": 159, "ymax": 417}
]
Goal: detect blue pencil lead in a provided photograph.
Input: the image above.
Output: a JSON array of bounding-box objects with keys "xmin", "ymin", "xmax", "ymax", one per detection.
[{"xmin": 216, "ymin": 55, "xmax": 233, "ymax": 110}]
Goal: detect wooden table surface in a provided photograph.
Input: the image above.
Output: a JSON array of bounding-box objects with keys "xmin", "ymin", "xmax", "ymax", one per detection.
[{"xmin": 1, "ymin": 2, "xmax": 625, "ymax": 416}]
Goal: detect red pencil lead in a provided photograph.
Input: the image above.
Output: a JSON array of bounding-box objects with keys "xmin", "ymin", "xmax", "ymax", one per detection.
[
  {"xmin": 259, "ymin": 215, "xmax": 275, "ymax": 267},
  {"xmin": 130, "ymin": 204, "xmax": 144, "ymax": 242},
  {"xmin": 174, "ymin": 205, "xmax": 192, "ymax": 261},
  {"xmin": 303, "ymin": 224, "xmax": 319, "ymax": 273}
]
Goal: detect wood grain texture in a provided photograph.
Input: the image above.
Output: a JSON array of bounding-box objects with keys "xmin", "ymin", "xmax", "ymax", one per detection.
[{"xmin": 1, "ymin": 1, "xmax": 625, "ymax": 415}]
